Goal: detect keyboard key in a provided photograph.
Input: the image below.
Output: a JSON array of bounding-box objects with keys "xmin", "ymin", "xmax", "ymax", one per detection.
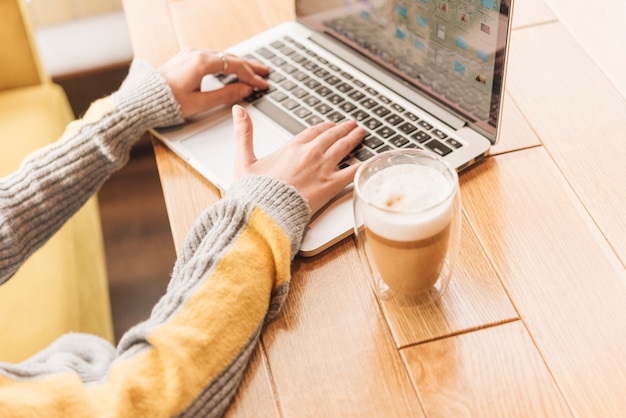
[
  {"xmin": 339, "ymin": 102, "xmax": 357, "ymax": 113},
  {"xmin": 432, "ymin": 129, "xmax": 447, "ymax": 139},
  {"xmin": 293, "ymin": 71, "xmax": 309, "ymax": 81},
  {"xmin": 398, "ymin": 122, "xmax": 417, "ymax": 134},
  {"xmin": 379, "ymin": 95, "xmax": 391, "ymax": 104},
  {"xmin": 306, "ymin": 115, "xmax": 324, "ymax": 125},
  {"xmin": 326, "ymin": 75, "xmax": 341, "ymax": 85},
  {"xmin": 304, "ymin": 79, "xmax": 321, "ymax": 89},
  {"xmin": 373, "ymin": 106, "xmax": 390, "ymax": 117},
  {"xmin": 316, "ymin": 86, "xmax": 333, "ymax": 97},
  {"xmin": 365, "ymin": 87, "xmax": 378, "ymax": 96},
  {"xmin": 292, "ymin": 87, "xmax": 309, "ymax": 99},
  {"xmin": 418, "ymin": 120, "xmax": 433, "ymax": 130},
  {"xmin": 364, "ymin": 118, "xmax": 383, "ymax": 130},
  {"xmin": 378, "ymin": 145, "xmax": 393, "ymax": 153},
  {"xmin": 270, "ymin": 91, "xmax": 288, "ymax": 102},
  {"xmin": 327, "ymin": 94, "xmax": 344, "ymax": 105},
  {"xmin": 412, "ymin": 131, "xmax": 431, "ymax": 143},
  {"xmin": 352, "ymin": 110, "xmax": 370, "ymax": 121},
  {"xmin": 270, "ymin": 41, "xmax": 284, "ymax": 49},
  {"xmin": 446, "ymin": 138, "xmax": 463, "ymax": 148},
  {"xmin": 294, "ymin": 107, "xmax": 312, "ymax": 119},
  {"xmin": 349, "ymin": 90, "xmax": 366, "ymax": 101},
  {"xmin": 385, "ymin": 114, "xmax": 404, "ymax": 125},
  {"xmin": 281, "ymin": 80, "xmax": 297, "ymax": 91},
  {"xmin": 392, "ymin": 103, "xmax": 405, "ymax": 113},
  {"xmin": 314, "ymin": 68, "xmax": 330, "ymax": 78},
  {"xmin": 257, "ymin": 47, "xmax": 275, "ymax": 59},
  {"xmin": 354, "ymin": 148, "xmax": 375, "ymax": 161},
  {"xmin": 336, "ymin": 83, "xmax": 353, "ymax": 93},
  {"xmin": 363, "ymin": 136, "xmax": 384, "ymax": 149},
  {"xmin": 389, "ymin": 135, "xmax": 409, "ymax": 148},
  {"xmin": 304, "ymin": 96, "xmax": 321, "ymax": 106},
  {"xmin": 271, "ymin": 57, "xmax": 286, "ymax": 67},
  {"xmin": 376, "ymin": 126, "xmax": 395, "ymax": 138},
  {"xmin": 254, "ymin": 98, "xmax": 306, "ymax": 135},
  {"xmin": 327, "ymin": 112, "xmax": 345, "ymax": 122},
  {"xmin": 316, "ymin": 103, "xmax": 332, "ymax": 114},
  {"xmin": 282, "ymin": 99, "xmax": 299, "ymax": 110},
  {"xmin": 361, "ymin": 98, "xmax": 378, "ymax": 109},
  {"xmin": 425, "ymin": 139, "xmax": 453, "ymax": 156},
  {"xmin": 282, "ymin": 63, "xmax": 298, "ymax": 73},
  {"xmin": 269, "ymin": 72, "xmax": 286, "ymax": 83},
  {"xmin": 405, "ymin": 111, "xmax": 419, "ymax": 121}
]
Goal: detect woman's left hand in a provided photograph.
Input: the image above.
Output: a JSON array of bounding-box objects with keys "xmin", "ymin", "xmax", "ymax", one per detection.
[{"xmin": 159, "ymin": 48, "xmax": 270, "ymax": 118}]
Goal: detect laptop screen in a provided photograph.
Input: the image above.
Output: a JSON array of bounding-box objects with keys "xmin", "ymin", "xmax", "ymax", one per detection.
[{"xmin": 297, "ymin": 0, "xmax": 512, "ymax": 140}]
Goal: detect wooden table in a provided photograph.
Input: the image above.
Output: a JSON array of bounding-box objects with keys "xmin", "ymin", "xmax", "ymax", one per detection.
[{"xmin": 121, "ymin": 0, "xmax": 626, "ymax": 416}]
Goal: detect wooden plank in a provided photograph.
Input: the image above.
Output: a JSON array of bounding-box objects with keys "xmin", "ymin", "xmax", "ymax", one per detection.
[
  {"xmin": 263, "ymin": 239, "xmax": 425, "ymax": 418},
  {"xmin": 169, "ymin": 0, "xmax": 294, "ymax": 51},
  {"xmin": 225, "ymin": 345, "xmax": 280, "ymax": 418},
  {"xmin": 543, "ymin": 0, "xmax": 626, "ymax": 98},
  {"xmin": 511, "ymin": 0, "xmax": 557, "ymax": 29},
  {"xmin": 460, "ymin": 148, "xmax": 626, "ymax": 417},
  {"xmin": 506, "ymin": 23, "xmax": 626, "ymax": 265},
  {"xmin": 380, "ymin": 215, "xmax": 518, "ymax": 348},
  {"xmin": 402, "ymin": 321, "xmax": 572, "ymax": 417},
  {"xmin": 121, "ymin": 0, "xmax": 179, "ymax": 66}
]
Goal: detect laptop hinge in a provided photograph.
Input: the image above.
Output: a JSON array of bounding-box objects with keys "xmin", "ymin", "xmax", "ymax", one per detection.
[{"xmin": 310, "ymin": 33, "xmax": 466, "ymax": 131}]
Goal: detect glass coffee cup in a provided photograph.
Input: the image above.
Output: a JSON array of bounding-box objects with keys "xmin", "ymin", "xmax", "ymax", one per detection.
[{"xmin": 353, "ymin": 149, "xmax": 462, "ymax": 305}]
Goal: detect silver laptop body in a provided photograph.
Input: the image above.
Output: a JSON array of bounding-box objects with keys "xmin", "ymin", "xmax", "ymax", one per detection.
[{"xmin": 153, "ymin": 0, "xmax": 514, "ymax": 256}]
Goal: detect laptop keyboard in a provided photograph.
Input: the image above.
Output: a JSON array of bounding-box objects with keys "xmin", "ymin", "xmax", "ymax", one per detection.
[{"xmin": 238, "ymin": 36, "xmax": 463, "ymax": 168}]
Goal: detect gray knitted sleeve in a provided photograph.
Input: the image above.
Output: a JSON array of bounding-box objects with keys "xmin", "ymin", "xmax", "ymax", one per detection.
[{"xmin": 0, "ymin": 59, "xmax": 184, "ymax": 285}]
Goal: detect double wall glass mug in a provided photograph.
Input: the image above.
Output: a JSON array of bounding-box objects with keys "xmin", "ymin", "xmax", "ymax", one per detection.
[{"xmin": 353, "ymin": 149, "xmax": 462, "ymax": 305}]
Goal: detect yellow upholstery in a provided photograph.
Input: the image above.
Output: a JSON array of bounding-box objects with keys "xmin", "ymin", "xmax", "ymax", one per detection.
[{"xmin": 0, "ymin": 0, "xmax": 113, "ymax": 363}]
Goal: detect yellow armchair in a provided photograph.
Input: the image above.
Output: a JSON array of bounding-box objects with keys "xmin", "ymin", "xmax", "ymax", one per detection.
[{"xmin": 0, "ymin": 0, "xmax": 113, "ymax": 362}]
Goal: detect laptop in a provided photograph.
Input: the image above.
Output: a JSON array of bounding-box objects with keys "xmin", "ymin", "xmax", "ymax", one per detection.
[{"xmin": 152, "ymin": 0, "xmax": 514, "ymax": 256}]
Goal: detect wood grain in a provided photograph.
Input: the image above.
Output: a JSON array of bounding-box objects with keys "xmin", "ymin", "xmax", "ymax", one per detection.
[
  {"xmin": 225, "ymin": 345, "xmax": 280, "ymax": 418},
  {"xmin": 402, "ymin": 321, "xmax": 572, "ymax": 418},
  {"xmin": 543, "ymin": 0, "xmax": 626, "ymax": 98},
  {"xmin": 506, "ymin": 23, "xmax": 626, "ymax": 265},
  {"xmin": 121, "ymin": 0, "xmax": 179, "ymax": 66},
  {"xmin": 511, "ymin": 0, "xmax": 557, "ymax": 29},
  {"xmin": 461, "ymin": 148, "xmax": 626, "ymax": 418},
  {"xmin": 263, "ymin": 240, "xmax": 425, "ymax": 418},
  {"xmin": 380, "ymin": 215, "xmax": 518, "ymax": 348},
  {"xmin": 169, "ymin": 0, "xmax": 294, "ymax": 51}
]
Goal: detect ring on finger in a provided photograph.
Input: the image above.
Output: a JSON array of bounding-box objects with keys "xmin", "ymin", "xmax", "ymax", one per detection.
[{"xmin": 217, "ymin": 51, "xmax": 229, "ymax": 73}]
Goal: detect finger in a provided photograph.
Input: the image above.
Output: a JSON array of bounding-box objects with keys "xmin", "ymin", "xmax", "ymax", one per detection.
[
  {"xmin": 292, "ymin": 121, "xmax": 336, "ymax": 143},
  {"xmin": 313, "ymin": 120, "xmax": 359, "ymax": 150},
  {"xmin": 210, "ymin": 83, "xmax": 254, "ymax": 104},
  {"xmin": 225, "ymin": 57, "xmax": 270, "ymax": 90},
  {"xmin": 232, "ymin": 105, "xmax": 257, "ymax": 178},
  {"xmin": 326, "ymin": 125, "xmax": 366, "ymax": 161}
]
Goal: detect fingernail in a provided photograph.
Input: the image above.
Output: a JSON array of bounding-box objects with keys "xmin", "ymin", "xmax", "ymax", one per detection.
[{"xmin": 233, "ymin": 104, "xmax": 245, "ymax": 120}]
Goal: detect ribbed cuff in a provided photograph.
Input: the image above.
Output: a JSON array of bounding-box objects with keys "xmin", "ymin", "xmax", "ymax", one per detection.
[
  {"xmin": 110, "ymin": 59, "xmax": 184, "ymax": 133},
  {"xmin": 227, "ymin": 176, "xmax": 311, "ymax": 258}
]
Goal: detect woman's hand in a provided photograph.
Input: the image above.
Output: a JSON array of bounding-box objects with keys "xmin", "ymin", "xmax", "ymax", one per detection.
[
  {"xmin": 159, "ymin": 48, "xmax": 269, "ymax": 118},
  {"xmin": 232, "ymin": 105, "xmax": 366, "ymax": 214}
]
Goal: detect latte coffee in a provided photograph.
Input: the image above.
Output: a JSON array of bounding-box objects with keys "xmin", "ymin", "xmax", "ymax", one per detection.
[{"xmin": 359, "ymin": 163, "xmax": 456, "ymax": 297}]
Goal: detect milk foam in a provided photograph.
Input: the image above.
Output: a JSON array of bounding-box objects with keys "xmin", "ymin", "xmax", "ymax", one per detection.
[{"xmin": 361, "ymin": 164, "xmax": 454, "ymax": 241}]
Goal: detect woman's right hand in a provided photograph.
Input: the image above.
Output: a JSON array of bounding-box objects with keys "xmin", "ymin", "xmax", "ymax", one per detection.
[{"xmin": 232, "ymin": 105, "xmax": 365, "ymax": 215}]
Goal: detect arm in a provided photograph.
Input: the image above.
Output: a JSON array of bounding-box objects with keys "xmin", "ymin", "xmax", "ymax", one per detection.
[
  {"xmin": 0, "ymin": 50, "xmax": 364, "ymax": 416},
  {"xmin": 0, "ymin": 48, "xmax": 268, "ymax": 286}
]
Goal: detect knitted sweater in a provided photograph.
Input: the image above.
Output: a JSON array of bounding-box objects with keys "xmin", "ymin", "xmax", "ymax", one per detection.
[{"xmin": 0, "ymin": 60, "xmax": 310, "ymax": 417}]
